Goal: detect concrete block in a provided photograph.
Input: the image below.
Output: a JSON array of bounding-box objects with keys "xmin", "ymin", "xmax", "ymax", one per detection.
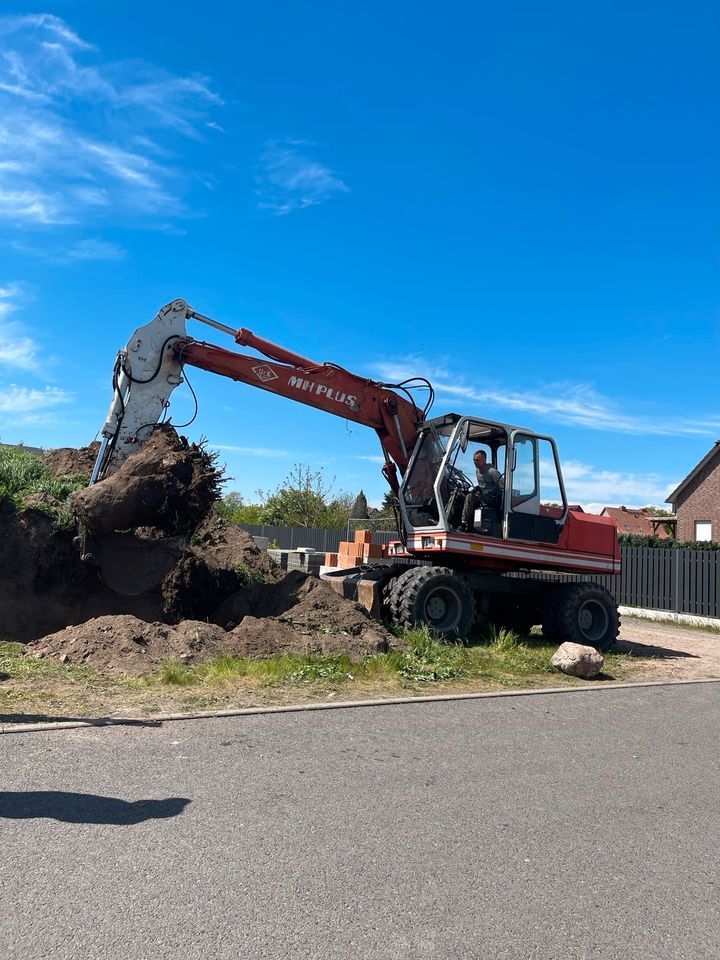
[{"xmin": 357, "ymin": 578, "xmax": 381, "ymax": 618}]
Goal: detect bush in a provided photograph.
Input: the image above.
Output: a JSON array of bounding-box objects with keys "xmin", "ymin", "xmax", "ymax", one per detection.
[{"xmin": 619, "ymin": 533, "xmax": 720, "ymax": 551}]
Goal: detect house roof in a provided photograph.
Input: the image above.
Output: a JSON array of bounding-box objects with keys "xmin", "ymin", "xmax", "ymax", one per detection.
[
  {"xmin": 600, "ymin": 506, "xmax": 673, "ymax": 537},
  {"xmin": 666, "ymin": 440, "xmax": 720, "ymax": 506}
]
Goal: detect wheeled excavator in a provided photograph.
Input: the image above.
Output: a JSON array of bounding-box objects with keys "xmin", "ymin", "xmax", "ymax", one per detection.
[{"xmin": 89, "ymin": 298, "xmax": 621, "ymax": 649}]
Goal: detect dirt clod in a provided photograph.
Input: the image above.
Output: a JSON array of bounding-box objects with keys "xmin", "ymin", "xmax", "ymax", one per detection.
[
  {"xmin": 70, "ymin": 425, "xmax": 222, "ymax": 535},
  {"xmin": 44, "ymin": 441, "xmax": 101, "ymax": 479}
]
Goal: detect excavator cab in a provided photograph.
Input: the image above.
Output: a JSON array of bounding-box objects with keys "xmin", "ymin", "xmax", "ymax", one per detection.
[{"xmin": 399, "ymin": 414, "xmax": 569, "ymax": 545}]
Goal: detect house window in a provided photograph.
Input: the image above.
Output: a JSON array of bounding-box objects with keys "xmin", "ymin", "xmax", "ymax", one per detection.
[{"xmin": 695, "ymin": 521, "xmax": 712, "ymax": 541}]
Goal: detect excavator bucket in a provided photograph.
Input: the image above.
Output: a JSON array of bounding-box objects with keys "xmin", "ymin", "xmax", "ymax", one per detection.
[{"xmin": 77, "ymin": 530, "xmax": 188, "ymax": 596}]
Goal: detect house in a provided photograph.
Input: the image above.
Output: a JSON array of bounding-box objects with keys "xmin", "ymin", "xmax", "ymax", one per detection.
[
  {"xmin": 666, "ymin": 440, "xmax": 720, "ymax": 542},
  {"xmin": 600, "ymin": 505, "xmax": 674, "ymax": 538}
]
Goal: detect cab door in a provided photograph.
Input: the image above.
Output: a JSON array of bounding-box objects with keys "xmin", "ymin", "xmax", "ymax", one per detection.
[{"xmin": 506, "ymin": 432, "xmax": 567, "ymax": 543}]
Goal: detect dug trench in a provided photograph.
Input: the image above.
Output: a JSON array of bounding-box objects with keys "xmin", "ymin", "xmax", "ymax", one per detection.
[{"xmin": 1, "ymin": 426, "xmax": 393, "ymax": 674}]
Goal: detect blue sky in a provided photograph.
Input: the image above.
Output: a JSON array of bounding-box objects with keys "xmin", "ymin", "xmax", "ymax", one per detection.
[{"xmin": 0, "ymin": 2, "xmax": 718, "ymax": 512}]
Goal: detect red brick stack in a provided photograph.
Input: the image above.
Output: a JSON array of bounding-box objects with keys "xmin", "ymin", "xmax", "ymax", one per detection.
[{"xmin": 326, "ymin": 530, "xmax": 388, "ymax": 568}]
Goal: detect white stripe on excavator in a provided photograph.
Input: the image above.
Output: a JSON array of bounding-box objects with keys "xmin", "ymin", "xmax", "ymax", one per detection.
[{"xmin": 410, "ymin": 537, "xmax": 620, "ymax": 572}]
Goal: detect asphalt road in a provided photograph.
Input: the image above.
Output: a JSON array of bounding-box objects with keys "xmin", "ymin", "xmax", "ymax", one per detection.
[{"xmin": 2, "ymin": 684, "xmax": 719, "ymax": 960}]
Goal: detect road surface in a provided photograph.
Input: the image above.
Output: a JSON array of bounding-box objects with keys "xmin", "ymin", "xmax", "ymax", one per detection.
[{"xmin": 2, "ymin": 683, "xmax": 719, "ymax": 959}]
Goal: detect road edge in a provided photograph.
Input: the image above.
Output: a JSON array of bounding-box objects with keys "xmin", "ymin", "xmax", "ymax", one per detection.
[{"xmin": 2, "ymin": 676, "xmax": 719, "ymax": 735}]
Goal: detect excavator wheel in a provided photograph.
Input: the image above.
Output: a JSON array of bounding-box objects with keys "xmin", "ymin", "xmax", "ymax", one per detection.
[
  {"xmin": 388, "ymin": 566, "xmax": 475, "ymax": 640},
  {"xmin": 542, "ymin": 582, "xmax": 619, "ymax": 651}
]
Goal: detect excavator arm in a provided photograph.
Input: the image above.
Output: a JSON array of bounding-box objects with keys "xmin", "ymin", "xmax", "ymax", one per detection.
[{"xmin": 92, "ymin": 299, "xmax": 426, "ymax": 494}]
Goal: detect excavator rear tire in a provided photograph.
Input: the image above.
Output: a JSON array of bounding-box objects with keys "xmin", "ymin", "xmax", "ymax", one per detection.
[
  {"xmin": 389, "ymin": 566, "xmax": 475, "ymax": 640},
  {"xmin": 542, "ymin": 582, "xmax": 619, "ymax": 651}
]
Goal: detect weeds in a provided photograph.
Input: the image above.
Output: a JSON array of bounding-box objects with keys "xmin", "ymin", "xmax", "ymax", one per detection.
[
  {"xmin": 234, "ymin": 563, "xmax": 273, "ymax": 585},
  {"xmin": 394, "ymin": 625, "xmax": 467, "ymax": 683},
  {"xmin": 0, "ymin": 444, "xmax": 86, "ymax": 526}
]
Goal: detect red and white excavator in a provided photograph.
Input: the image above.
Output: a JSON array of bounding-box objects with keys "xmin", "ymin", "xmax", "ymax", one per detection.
[{"xmin": 90, "ymin": 298, "xmax": 621, "ymax": 648}]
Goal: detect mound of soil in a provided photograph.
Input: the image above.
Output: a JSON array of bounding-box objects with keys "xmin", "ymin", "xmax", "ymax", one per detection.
[
  {"xmin": 27, "ymin": 615, "xmax": 228, "ymax": 674},
  {"xmin": 161, "ymin": 513, "xmax": 278, "ymax": 621},
  {"xmin": 70, "ymin": 425, "xmax": 221, "ymax": 535},
  {"xmin": 24, "ymin": 572, "xmax": 393, "ymax": 672},
  {"xmin": 5, "ymin": 429, "xmax": 394, "ymax": 672},
  {"xmin": 45, "ymin": 442, "xmax": 101, "ymax": 478},
  {"xmin": 0, "ymin": 508, "xmax": 165, "ymax": 643},
  {"xmin": 216, "ymin": 570, "xmax": 393, "ymax": 659}
]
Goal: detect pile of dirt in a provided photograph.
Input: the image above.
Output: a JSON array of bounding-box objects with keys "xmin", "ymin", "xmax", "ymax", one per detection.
[
  {"xmin": 216, "ymin": 571, "xmax": 392, "ymax": 659},
  {"xmin": 44, "ymin": 442, "xmax": 101, "ymax": 478},
  {"xmin": 25, "ymin": 575, "xmax": 393, "ymax": 672},
  {"xmin": 27, "ymin": 615, "xmax": 228, "ymax": 674},
  {"xmin": 160, "ymin": 511, "xmax": 278, "ymax": 621},
  {"xmin": 4, "ymin": 427, "xmax": 394, "ymax": 671},
  {"xmin": 70, "ymin": 425, "xmax": 222, "ymax": 535}
]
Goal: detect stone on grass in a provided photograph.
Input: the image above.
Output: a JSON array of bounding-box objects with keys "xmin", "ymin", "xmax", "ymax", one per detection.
[{"xmin": 552, "ymin": 642, "xmax": 604, "ymax": 679}]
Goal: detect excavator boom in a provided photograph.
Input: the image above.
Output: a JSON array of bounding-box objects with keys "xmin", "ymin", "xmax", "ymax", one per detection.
[{"xmin": 91, "ymin": 299, "xmax": 423, "ymax": 491}]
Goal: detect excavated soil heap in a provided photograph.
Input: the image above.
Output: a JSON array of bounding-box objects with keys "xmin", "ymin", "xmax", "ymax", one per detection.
[
  {"xmin": 27, "ymin": 575, "xmax": 392, "ymax": 672},
  {"xmin": 44, "ymin": 441, "xmax": 101, "ymax": 479},
  {"xmin": 28, "ymin": 616, "xmax": 229, "ymax": 673},
  {"xmin": 216, "ymin": 570, "xmax": 392, "ymax": 659},
  {"xmin": 160, "ymin": 511, "xmax": 278, "ymax": 621},
  {"xmin": 70, "ymin": 425, "xmax": 221, "ymax": 535},
  {"xmin": 3, "ymin": 428, "xmax": 394, "ymax": 670},
  {"xmin": 0, "ymin": 504, "xmax": 164, "ymax": 643}
]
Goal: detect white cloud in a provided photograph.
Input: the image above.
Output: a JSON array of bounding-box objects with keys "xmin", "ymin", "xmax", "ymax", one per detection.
[
  {"xmin": 351, "ymin": 454, "xmax": 386, "ymax": 464},
  {"xmin": 371, "ymin": 356, "xmax": 720, "ymax": 438},
  {"xmin": 0, "ymin": 14, "xmax": 222, "ymax": 229},
  {"xmin": 0, "ymin": 384, "xmax": 72, "ymax": 416},
  {"xmin": 212, "ymin": 444, "xmax": 290, "ymax": 458},
  {"xmin": 560, "ymin": 460, "xmax": 676, "ymax": 510},
  {"xmin": 256, "ymin": 140, "xmax": 349, "ymax": 215},
  {"xmin": 0, "ymin": 284, "xmax": 40, "ymax": 371}
]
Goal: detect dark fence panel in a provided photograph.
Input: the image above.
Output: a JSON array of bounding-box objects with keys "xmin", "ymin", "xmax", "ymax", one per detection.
[
  {"xmin": 237, "ymin": 524, "xmax": 402, "ymax": 553},
  {"xmin": 237, "ymin": 525, "xmax": 720, "ymax": 619}
]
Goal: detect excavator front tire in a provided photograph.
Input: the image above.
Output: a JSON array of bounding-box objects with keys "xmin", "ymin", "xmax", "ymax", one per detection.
[{"xmin": 388, "ymin": 566, "xmax": 475, "ymax": 640}]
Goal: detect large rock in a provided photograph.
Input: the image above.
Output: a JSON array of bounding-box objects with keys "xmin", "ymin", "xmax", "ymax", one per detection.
[{"xmin": 551, "ymin": 642, "xmax": 604, "ymax": 679}]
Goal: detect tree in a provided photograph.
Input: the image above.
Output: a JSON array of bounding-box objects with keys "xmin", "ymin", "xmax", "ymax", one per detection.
[
  {"xmin": 215, "ymin": 491, "xmax": 265, "ymax": 524},
  {"xmin": 257, "ymin": 463, "xmax": 353, "ymax": 528},
  {"xmin": 351, "ymin": 490, "xmax": 369, "ymax": 520}
]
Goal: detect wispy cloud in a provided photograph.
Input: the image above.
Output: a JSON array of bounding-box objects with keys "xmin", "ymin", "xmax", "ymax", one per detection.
[
  {"xmin": 0, "ymin": 14, "xmax": 222, "ymax": 229},
  {"xmin": 256, "ymin": 140, "xmax": 349, "ymax": 215},
  {"xmin": 351, "ymin": 454, "xmax": 386, "ymax": 464},
  {"xmin": 63, "ymin": 238, "xmax": 126, "ymax": 262},
  {"xmin": 0, "ymin": 384, "xmax": 72, "ymax": 417},
  {"xmin": 0, "ymin": 283, "xmax": 39, "ymax": 371},
  {"xmin": 371, "ymin": 357, "xmax": 720, "ymax": 438},
  {"xmin": 212, "ymin": 444, "xmax": 290, "ymax": 458},
  {"xmin": 561, "ymin": 461, "xmax": 677, "ymax": 511}
]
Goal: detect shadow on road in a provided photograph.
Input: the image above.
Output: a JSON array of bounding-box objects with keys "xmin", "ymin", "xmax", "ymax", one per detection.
[
  {"xmin": 615, "ymin": 640, "xmax": 700, "ymax": 659},
  {"xmin": 0, "ymin": 791, "xmax": 191, "ymax": 824},
  {"xmin": 0, "ymin": 714, "xmax": 162, "ymax": 726}
]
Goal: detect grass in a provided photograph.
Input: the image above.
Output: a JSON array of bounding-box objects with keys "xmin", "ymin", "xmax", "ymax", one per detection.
[
  {"xmin": 0, "ymin": 444, "xmax": 86, "ymax": 524},
  {"xmin": 142, "ymin": 622, "xmax": 634, "ymax": 692},
  {"xmin": 0, "ymin": 622, "xmax": 650, "ymax": 722}
]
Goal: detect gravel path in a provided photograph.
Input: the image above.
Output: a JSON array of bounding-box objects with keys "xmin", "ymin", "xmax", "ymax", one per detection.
[{"xmin": 616, "ymin": 616, "xmax": 720, "ymax": 681}]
